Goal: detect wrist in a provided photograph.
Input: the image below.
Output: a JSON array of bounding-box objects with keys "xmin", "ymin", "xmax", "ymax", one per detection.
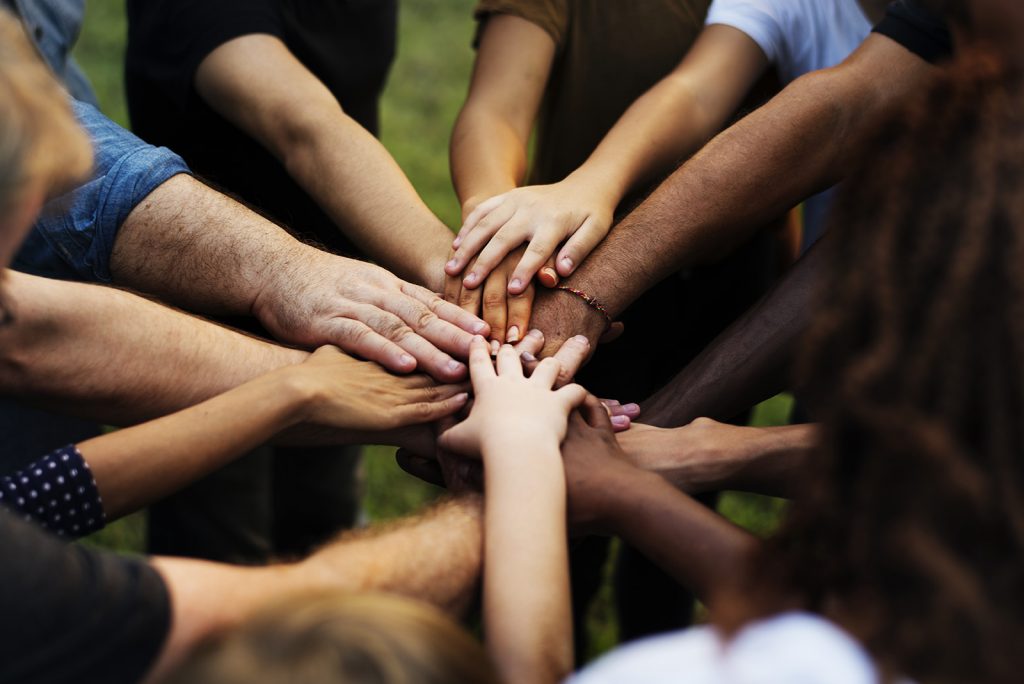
[{"xmin": 563, "ymin": 166, "xmax": 627, "ymax": 209}]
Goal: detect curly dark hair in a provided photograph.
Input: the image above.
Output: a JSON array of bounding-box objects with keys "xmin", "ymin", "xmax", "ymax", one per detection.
[{"xmin": 720, "ymin": 51, "xmax": 1024, "ymax": 683}]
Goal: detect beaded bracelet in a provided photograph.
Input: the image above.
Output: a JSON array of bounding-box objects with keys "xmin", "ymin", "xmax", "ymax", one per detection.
[{"xmin": 556, "ymin": 286, "xmax": 613, "ymax": 328}]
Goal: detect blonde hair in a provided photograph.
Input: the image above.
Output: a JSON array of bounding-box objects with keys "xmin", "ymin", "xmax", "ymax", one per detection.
[
  {"xmin": 0, "ymin": 10, "xmax": 91, "ymax": 212},
  {"xmin": 163, "ymin": 592, "xmax": 500, "ymax": 684}
]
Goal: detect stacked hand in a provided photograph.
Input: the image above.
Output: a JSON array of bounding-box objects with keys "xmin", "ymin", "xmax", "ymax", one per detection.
[
  {"xmin": 254, "ymin": 249, "xmax": 489, "ymax": 382},
  {"xmin": 445, "ymin": 180, "xmax": 614, "ymax": 295}
]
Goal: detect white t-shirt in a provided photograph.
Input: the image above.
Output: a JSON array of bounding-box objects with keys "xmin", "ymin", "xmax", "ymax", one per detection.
[
  {"xmin": 570, "ymin": 612, "xmax": 879, "ymax": 684},
  {"xmin": 705, "ymin": 0, "xmax": 873, "ymax": 247}
]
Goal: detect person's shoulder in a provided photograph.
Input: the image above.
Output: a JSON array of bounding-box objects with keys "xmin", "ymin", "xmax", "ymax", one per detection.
[
  {"xmin": 474, "ymin": 0, "xmax": 569, "ymax": 45},
  {"xmin": 570, "ymin": 613, "xmax": 878, "ymax": 684},
  {"xmin": 570, "ymin": 624, "xmax": 722, "ymax": 683}
]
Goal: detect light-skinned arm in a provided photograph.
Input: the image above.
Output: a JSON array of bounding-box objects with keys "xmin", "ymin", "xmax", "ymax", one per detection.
[
  {"xmin": 531, "ymin": 34, "xmax": 938, "ymax": 353},
  {"xmin": 193, "ymin": 34, "xmax": 452, "ymax": 291},
  {"xmin": 563, "ymin": 397, "xmax": 757, "ymax": 605},
  {"xmin": 80, "ymin": 346, "xmax": 467, "ymax": 521},
  {"xmin": 448, "ymin": 25, "xmax": 769, "ymax": 292},
  {"xmin": 146, "ymin": 494, "xmax": 483, "ymax": 682},
  {"xmin": 445, "ymin": 14, "xmax": 557, "ymax": 342},
  {"xmin": 111, "ymin": 173, "xmax": 487, "ymax": 382},
  {"xmin": 439, "ymin": 338, "xmax": 586, "ymax": 684}
]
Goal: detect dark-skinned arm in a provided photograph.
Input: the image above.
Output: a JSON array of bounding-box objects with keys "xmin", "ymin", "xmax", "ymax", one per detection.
[{"xmin": 531, "ymin": 34, "xmax": 937, "ymax": 353}]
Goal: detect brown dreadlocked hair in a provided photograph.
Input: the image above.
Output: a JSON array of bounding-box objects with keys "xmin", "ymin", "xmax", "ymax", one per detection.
[{"xmin": 720, "ymin": 50, "xmax": 1024, "ymax": 683}]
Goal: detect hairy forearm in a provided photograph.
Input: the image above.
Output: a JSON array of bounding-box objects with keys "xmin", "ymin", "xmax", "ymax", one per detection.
[
  {"xmin": 450, "ymin": 110, "xmax": 527, "ymax": 211},
  {"xmin": 110, "ymin": 173, "xmax": 317, "ymax": 315},
  {"xmin": 148, "ymin": 495, "xmax": 482, "ymax": 681},
  {"xmin": 0, "ymin": 271, "xmax": 306, "ymax": 424},
  {"xmin": 282, "ymin": 109, "xmax": 452, "ymax": 289},
  {"xmin": 641, "ymin": 238, "xmax": 826, "ymax": 427},
  {"xmin": 569, "ymin": 33, "xmax": 937, "ymax": 318},
  {"xmin": 484, "ymin": 444, "xmax": 572, "ymax": 684},
  {"xmin": 607, "ymin": 469, "xmax": 757, "ymax": 604}
]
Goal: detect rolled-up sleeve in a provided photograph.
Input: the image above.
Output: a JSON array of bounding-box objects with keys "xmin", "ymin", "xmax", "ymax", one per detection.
[{"xmin": 13, "ymin": 100, "xmax": 191, "ymax": 283}]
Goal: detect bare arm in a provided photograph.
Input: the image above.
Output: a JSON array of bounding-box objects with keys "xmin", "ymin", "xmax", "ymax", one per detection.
[
  {"xmin": 80, "ymin": 347, "xmax": 467, "ymax": 520},
  {"xmin": 111, "ymin": 174, "xmax": 487, "ymax": 382},
  {"xmin": 447, "ymin": 25, "xmax": 769, "ymax": 288},
  {"xmin": 532, "ymin": 34, "xmax": 938, "ymax": 350},
  {"xmin": 619, "ymin": 420, "xmax": 819, "ymax": 499},
  {"xmin": 0, "ymin": 270, "xmax": 305, "ymax": 424},
  {"xmin": 194, "ymin": 34, "xmax": 452, "ymax": 290},
  {"xmin": 146, "ymin": 495, "xmax": 483, "ymax": 682},
  {"xmin": 563, "ymin": 400, "xmax": 755, "ymax": 604},
  {"xmin": 449, "ymin": 14, "xmax": 554, "ymax": 214}
]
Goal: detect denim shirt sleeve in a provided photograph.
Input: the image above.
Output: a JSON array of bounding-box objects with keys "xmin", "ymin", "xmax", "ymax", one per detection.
[{"xmin": 13, "ymin": 100, "xmax": 191, "ymax": 283}]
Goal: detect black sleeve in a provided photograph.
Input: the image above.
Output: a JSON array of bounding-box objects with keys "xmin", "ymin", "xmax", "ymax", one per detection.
[
  {"xmin": 0, "ymin": 510, "xmax": 171, "ymax": 684},
  {"xmin": 873, "ymin": 0, "xmax": 954, "ymax": 64},
  {"xmin": 126, "ymin": 0, "xmax": 283, "ymax": 109}
]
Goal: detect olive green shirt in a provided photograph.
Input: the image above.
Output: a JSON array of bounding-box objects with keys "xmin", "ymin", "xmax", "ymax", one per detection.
[{"xmin": 475, "ymin": 0, "xmax": 711, "ymax": 185}]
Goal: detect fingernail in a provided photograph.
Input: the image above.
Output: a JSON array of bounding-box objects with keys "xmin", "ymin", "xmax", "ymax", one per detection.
[
  {"xmin": 561, "ymin": 256, "xmax": 574, "ymax": 270},
  {"xmin": 509, "ymin": 278, "xmax": 522, "ymax": 291},
  {"xmin": 453, "ymin": 236, "xmax": 462, "ymax": 248},
  {"xmin": 521, "ymin": 352, "xmax": 537, "ymax": 363},
  {"xmin": 472, "ymin": 321, "xmax": 487, "ymax": 334},
  {"xmin": 611, "ymin": 415, "xmax": 630, "ymax": 428},
  {"xmin": 464, "ymin": 273, "xmax": 479, "ymax": 286},
  {"xmin": 507, "ymin": 326, "xmax": 520, "ymax": 343},
  {"xmin": 400, "ymin": 354, "xmax": 415, "ymax": 367},
  {"xmin": 472, "ymin": 334, "xmax": 488, "ymax": 344},
  {"xmin": 572, "ymin": 335, "xmax": 590, "ymax": 345},
  {"xmin": 541, "ymin": 267, "xmax": 557, "ymax": 280},
  {"xmin": 448, "ymin": 360, "xmax": 465, "ymax": 374},
  {"xmin": 446, "ymin": 259, "xmax": 458, "ymax": 270},
  {"xmin": 528, "ymin": 328, "xmax": 543, "ymax": 339},
  {"xmin": 490, "ymin": 340, "xmax": 500, "ymax": 355},
  {"xmin": 604, "ymin": 399, "xmax": 621, "ymax": 406},
  {"xmin": 453, "ymin": 392, "xmax": 469, "ymax": 403},
  {"xmin": 622, "ymin": 403, "xmax": 641, "ymax": 416}
]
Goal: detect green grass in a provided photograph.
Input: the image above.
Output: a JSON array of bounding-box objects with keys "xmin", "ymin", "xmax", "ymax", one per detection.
[{"xmin": 74, "ymin": 0, "xmax": 792, "ymax": 660}]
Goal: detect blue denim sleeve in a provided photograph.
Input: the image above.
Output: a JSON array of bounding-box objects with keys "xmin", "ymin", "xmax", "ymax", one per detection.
[{"xmin": 13, "ymin": 100, "xmax": 191, "ymax": 283}]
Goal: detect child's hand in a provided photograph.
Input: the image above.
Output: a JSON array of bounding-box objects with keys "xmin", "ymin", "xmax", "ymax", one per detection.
[{"xmin": 439, "ymin": 336, "xmax": 587, "ymax": 458}]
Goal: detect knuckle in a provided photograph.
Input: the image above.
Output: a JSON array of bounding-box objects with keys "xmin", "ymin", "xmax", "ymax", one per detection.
[{"xmin": 483, "ymin": 291, "xmax": 506, "ymax": 309}]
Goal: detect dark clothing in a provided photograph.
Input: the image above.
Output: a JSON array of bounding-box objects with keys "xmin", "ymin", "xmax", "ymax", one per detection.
[
  {"xmin": 874, "ymin": 0, "xmax": 953, "ymax": 64},
  {"xmin": 0, "ymin": 445, "xmax": 104, "ymax": 538},
  {"xmin": 125, "ymin": 0, "xmax": 397, "ymax": 255},
  {"xmin": 0, "ymin": 509, "xmax": 169, "ymax": 684},
  {"xmin": 474, "ymin": 0, "xmax": 711, "ymax": 186}
]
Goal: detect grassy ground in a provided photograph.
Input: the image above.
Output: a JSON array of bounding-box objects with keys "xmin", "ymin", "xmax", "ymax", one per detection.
[{"xmin": 74, "ymin": 0, "xmax": 791, "ymax": 659}]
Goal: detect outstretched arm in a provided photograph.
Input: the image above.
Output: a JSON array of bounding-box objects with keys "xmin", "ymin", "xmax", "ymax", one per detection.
[
  {"xmin": 77, "ymin": 347, "xmax": 467, "ymax": 521},
  {"xmin": 531, "ymin": 34, "xmax": 937, "ymax": 351},
  {"xmin": 0, "ymin": 270, "xmax": 304, "ymax": 425},
  {"xmin": 447, "ymin": 25, "xmax": 769, "ymax": 290},
  {"xmin": 563, "ymin": 398, "xmax": 756, "ymax": 605},
  {"xmin": 147, "ymin": 495, "xmax": 484, "ymax": 682},
  {"xmin": 194, "ymin": 34, "xmax": 452, "ymax": 290},
  {"xmin": 439, "ymin": 339, "xmax": 586, "ymax": 684},
  {"xmin": 112, "ymin": 173, "xmax": 487, "ymax": 382}
]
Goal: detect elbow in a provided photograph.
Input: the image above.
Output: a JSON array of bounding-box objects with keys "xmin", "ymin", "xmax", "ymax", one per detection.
[{"xmin": 274, "ymin": 101, "xmax": 345, "ymax": 175}]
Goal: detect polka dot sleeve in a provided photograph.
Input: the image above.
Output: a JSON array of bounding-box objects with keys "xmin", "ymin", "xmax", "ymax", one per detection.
[{"xmin": 0, "ymin": 445, "xmax": 106, "ymax": 538}]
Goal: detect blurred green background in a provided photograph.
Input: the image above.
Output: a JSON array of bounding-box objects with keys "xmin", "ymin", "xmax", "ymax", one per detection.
[{"xmin": 73, "ymin": 0, "xmax": 790, "ymax": 659}]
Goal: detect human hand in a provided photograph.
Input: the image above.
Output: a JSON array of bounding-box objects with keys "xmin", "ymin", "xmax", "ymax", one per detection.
[
  {"xmin": 287, "ymin": 346, "xmax": 469, "ymax": 431},
  {"xmin": 445, "ymin": 180, "xmax": 615, "ymax": 294},
  {"xmin": 561, "ymin": 395, "xmax": 646, "ymax": 534},
  {"xmin": 253, "ymin": 248, "xmax": 489, "ymax": 382},
  {"xmin": 438, "ymin": 337, "xmax": 587, "ymax": 459},
  {"xmin": 528, "ymin": 287, "xmax": 611, "ymax": 360},
  {"xmin": 444, "ymin": 246, "xmax": 535, "ymax": 344},
  {"xmin": 619, "ymin": 419, "xmax": 816, "ymax": 496}
]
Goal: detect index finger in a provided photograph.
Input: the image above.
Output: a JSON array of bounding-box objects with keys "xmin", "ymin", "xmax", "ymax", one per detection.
[
  {"xmin": 403, "ymin": 282, "xmax": 489, "ymax": 341},
  {"xmin": 467, "ymin": 335, "xmax": 497, "ymax": 387}
]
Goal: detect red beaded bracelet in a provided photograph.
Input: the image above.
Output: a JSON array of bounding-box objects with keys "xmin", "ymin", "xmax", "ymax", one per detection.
[{"xmin": 556, "ymin": 286, "xmax": 613, "ymax": 328}]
